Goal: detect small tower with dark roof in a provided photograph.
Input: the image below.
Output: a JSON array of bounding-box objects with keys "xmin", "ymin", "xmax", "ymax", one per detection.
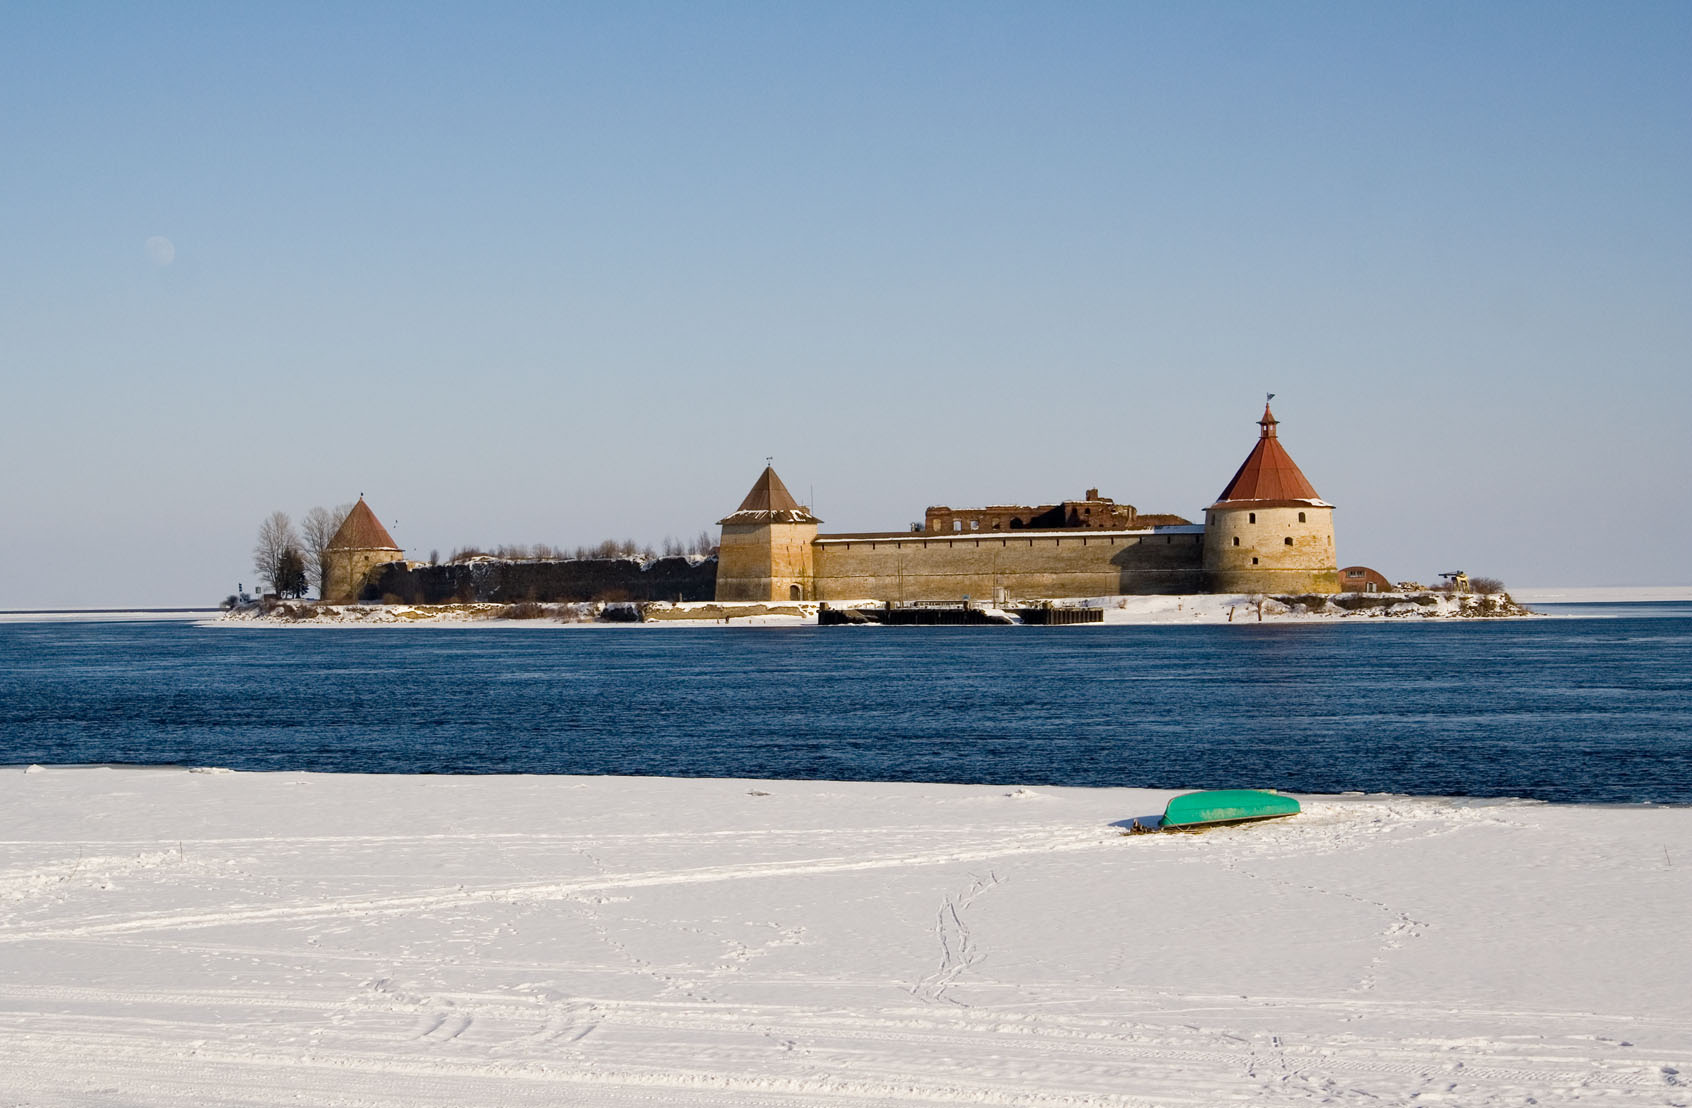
[
  {"xmin": 1202, "ymin": 402, "xmax": 1340, "ymax": 594},
  {"xmin": 321, "ymin": 497, "xmax": 406, "ymax": 603},
  {"xmin": 715, "ymin": 465, "xmax": 820, "ymax": 602}
]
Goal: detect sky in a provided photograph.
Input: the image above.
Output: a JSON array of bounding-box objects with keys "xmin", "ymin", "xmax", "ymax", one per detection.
[{"xmin": 2, "ymin": 1, "xmax": 1688, "ymax": 607}]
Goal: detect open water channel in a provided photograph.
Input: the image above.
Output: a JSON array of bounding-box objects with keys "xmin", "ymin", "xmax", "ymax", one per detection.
[{"xmin": 2, "ymin": 604, "xmax": 1689, "ymax": 803}]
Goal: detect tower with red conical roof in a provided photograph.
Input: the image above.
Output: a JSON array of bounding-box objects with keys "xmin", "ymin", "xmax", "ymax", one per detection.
[
  {"xmin": 1202, "ymin": 403, "xmax": 1340, "ymax": 594},
  {"xmin": 321, "ymin": 497, "xmax": 406, "ymax": 603},
  {"xmin": 715, "ymin": 465, "xmax": 820, "ymax": 602}
]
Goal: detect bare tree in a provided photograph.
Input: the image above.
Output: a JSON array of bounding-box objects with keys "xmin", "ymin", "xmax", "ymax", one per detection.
[
  {"xmin": 300, "ymin": 503, "xmax": 354, "ymax": 599},
  {"xmin": 254, "ymin": 512, "xmax": 308, "ymax": 598}
]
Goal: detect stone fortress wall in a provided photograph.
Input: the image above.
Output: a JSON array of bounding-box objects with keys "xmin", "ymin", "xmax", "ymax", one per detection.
[
  {"xmin": 1202, "ymin": 502, "xmax": 1339, "ymax": 595},
  {"xmin": 323, "ymin": 547, "xmax": 403, "ymax": 606},
  {"xmin": 367, "ymin": 556, "xmax": 717, "ymax": 605},
  {"xmin": 811, "ymin": 527, "xmax": 1207, "ymax": 603},
  {"xmin": 323, "ymin": 403, "xmax": 1340, "ymax": 607},
  {"xmin": 719, "ymin": 401, "xmax": 1341, "ymax": 604},
  {"xmin": 716, "ymin": 519, "xmax": 817, "ymax": 602}
]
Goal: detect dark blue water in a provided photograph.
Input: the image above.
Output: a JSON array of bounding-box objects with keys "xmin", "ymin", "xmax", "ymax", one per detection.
[{"xmin": 2, "ymin": 606, "xmax": 1689, "ymax": 803}]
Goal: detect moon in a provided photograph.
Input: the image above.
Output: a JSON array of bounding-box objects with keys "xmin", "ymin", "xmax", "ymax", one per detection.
[{"xmin": 145, "ymin": 236, "xmax": 176, "ymax": 266}]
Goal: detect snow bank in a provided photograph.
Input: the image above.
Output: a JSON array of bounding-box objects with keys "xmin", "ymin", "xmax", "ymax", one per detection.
[
  {"xmin": 1094, "ymin": 591, "xmax": 1532, "ymax": 623},
  {"xmin": 217, "ymin": 602, "xmax": 607, "ymax": 628},
  {"xmin": 216, "ymin": 592, "xmax": 1532, "ymax": 629},
  {"xmin": 2, "ymin": 767, "xmax": 1686, "ymax": 1106}
]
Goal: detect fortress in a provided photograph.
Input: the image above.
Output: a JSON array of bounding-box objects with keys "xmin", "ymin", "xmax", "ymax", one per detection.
[
  {"xmin": 716, "ymin": 401, "xmax": 1339, "ymax": 604},
  {"xmin": 322, "ymin": 402, "xmax": 1341, "ymax": 605}
]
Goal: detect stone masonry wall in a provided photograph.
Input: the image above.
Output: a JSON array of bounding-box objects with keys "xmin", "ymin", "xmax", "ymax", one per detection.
[
  {"xmin": 716, "ymin": 522, "xmax": 816, "ymax": 601},
  {"xmin": 811, "ymin": 530, "xmax": 1207, "ymax": 603},
  {"xmin": 367, "ymin": 556, "xmax": 718, "ymax": 604},
  {"xmin": 1203, "ymin": 504, "xmax": 1340, "ymax": 594},
  {"xmin": 323, "ymin": 549, "xmax": 405, "ymax": 605}
]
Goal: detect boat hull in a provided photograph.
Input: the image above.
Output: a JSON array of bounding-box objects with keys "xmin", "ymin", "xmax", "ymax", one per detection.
[{"xmin": 1160, "ymin": 789, "xmax": 1300, "ymax": 830}]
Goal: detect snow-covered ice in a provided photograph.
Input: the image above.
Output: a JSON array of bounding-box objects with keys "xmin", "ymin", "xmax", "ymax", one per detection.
[
  {"xmin": 0, "ymin": 610, "xmax": 219, "ymax": 624},
  {"xmin": 3, "ymin": 768, "xmax": 1688, "ymax": 1106},
  {"xmin": 1513, "ymin": 586, "xmax": 1692, "ymax": 604}
]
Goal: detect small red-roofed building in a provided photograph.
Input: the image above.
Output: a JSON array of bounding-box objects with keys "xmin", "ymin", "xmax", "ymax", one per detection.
[
  {"xmin": 1339, "ymin": 566, "xmax": 1393, "ymax": 593},
  {"xmin": 321, "ymin": 498, "xmax": 406, "ymax": 603}
]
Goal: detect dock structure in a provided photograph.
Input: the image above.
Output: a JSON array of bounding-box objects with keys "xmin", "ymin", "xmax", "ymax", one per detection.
[{"xmin": 818, "ymin": 605, "xmax": 1102, "ymax": 627}]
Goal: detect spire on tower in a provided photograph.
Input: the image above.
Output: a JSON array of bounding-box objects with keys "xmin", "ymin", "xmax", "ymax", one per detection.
[
  {"xmin": 719, "ymin": 464, "xmax": 820, "ymax": 525},
  {"xmin": 1214, "ymin": 401, "xmax": 1321, "ymax": 503}
]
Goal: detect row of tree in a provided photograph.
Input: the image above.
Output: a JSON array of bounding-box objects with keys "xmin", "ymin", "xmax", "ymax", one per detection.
[
  {"xmin": 443, "ymin": 531, "xmax": 718, "ymax": 565},
  {"xmin": 252, "ymin": 504, "xmax": 353, "ymax": 599}
]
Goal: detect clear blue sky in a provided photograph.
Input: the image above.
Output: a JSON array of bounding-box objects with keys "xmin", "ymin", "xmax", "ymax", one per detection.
[{"xmin": 3, "ymin": 2, "xmax": 1688, "ymax": 606}]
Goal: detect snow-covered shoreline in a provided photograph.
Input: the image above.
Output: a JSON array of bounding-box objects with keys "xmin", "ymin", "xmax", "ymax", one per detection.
[
  {"xmin": 6, "ymin": 589, "xmax": 1684, "ymax": 627},
  {"xmin": 3, "ymin": 766, "xmax": 1687, "ymax": 1106},
  {"xmin": 212, "ymin": 591, "xmax": 1535, "ymax": 628}
]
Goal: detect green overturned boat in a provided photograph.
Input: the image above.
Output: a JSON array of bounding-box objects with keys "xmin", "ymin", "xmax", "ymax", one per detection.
[{"xmin": 1159, "ymin": 789, "xmax": 1300, "ymax": 831}]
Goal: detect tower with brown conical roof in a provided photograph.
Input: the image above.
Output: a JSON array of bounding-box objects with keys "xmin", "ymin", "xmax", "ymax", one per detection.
[
  {"xmin": 321, "ymin": 497, "xmax": 406, "ymax": 603},
  {"xmin": 715, "ymin": 465, "xmax": 820, "ymax": 602},
  {"xmin": 1202, "ymin": 402, "xmax": 1340, "ymax": 594}
]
